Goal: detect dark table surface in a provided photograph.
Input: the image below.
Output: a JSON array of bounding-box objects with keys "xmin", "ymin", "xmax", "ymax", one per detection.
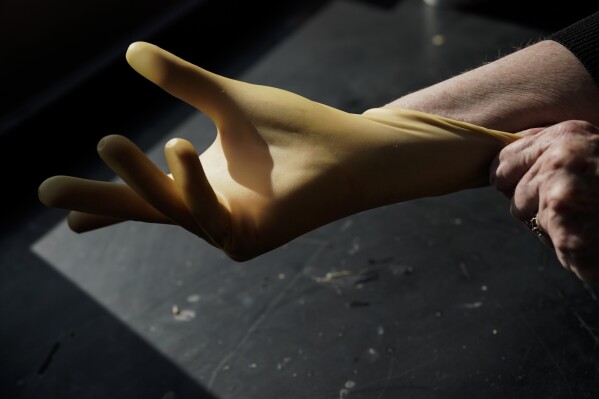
[{"xmin": 3, "ymin": 1, "xmax": 599, "ymax": 398}]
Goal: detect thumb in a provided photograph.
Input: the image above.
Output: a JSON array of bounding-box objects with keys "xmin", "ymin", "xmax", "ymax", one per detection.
[{"xmin": 126, "ymin": 42, "xmax": 233, "ymax": 121}]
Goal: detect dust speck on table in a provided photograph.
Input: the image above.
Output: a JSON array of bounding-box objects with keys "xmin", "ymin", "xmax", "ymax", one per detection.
[{"xmin": 172, "ymin": 305, "xmax": 180, "ymax": 315}]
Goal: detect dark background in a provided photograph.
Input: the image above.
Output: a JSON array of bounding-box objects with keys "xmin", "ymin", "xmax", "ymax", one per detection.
[{"xmin": 2, "ymin": 1, "xmax": 598, "ymax": 398}]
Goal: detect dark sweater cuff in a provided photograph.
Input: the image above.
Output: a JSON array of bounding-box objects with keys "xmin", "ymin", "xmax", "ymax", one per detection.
[{"xmin": 549, "ymin": 12, "xmax": 599, "ymax": 87}]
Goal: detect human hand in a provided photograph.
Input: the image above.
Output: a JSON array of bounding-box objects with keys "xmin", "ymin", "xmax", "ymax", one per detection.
[
  {"xmin": 490, "ymin": 121, "xmax": 599, "ymax": 283},
  {"xmin": 39, "ymin": 42, "xmax": 515, "ymax": 261}
]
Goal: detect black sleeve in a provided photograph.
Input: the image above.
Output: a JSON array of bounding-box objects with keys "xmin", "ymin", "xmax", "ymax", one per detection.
[{"xmin": 549, "ymin": 12, "xmax": 599, "ymax": 86}]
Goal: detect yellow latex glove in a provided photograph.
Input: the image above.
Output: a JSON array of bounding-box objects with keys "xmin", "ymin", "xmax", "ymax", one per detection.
[{"xmin": 39, "ymin": 42, "xmax": 519, "ymax": 260}]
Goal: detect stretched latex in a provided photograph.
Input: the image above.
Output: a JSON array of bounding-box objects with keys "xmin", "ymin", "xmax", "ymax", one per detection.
[{"xmin": 38, "ymin": 42, "xmax": 519, "ymax": 261}]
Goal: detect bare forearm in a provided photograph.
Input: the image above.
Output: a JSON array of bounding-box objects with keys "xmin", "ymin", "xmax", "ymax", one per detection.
[{"xmin": 386, "ymin": 40, "xmax": 599, "ymax": 132}]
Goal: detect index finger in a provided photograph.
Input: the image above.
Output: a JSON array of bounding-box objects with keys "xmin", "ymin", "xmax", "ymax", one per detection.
[{"xmin": 490, "ymin": 127, "xmax": 546, "ymax": 196}]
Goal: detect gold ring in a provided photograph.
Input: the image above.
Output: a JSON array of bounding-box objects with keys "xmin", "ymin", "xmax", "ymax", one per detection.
[{"xmin": 528, "ymin": 213, "xmax": 549, "ymax": 239}]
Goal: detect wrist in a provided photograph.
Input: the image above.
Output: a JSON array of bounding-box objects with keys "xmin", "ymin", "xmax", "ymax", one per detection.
[
  {"xmin": 336, "ymin": 108, "xmax": 513, "ymax": 211},
  {"xmin": 385, "ymin": 40, "xmax": 599, "ymax": 132}
]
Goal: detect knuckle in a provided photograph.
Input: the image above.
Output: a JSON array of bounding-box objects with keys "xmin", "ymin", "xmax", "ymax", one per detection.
[
  {"xmin": 496, "ymin": 152, "xmax": 512, "ymax": 170},
  {"xmin": 557, "ymin": 120, "xmax": 592, "ymax": 132},
  {"xmin": 492, "ymin": 164, "xmax": 516, "ymax": 194},
  {"xmin": 544, "ymin": 178, "xmax": 578, "ymax": 213},
  {"xmin": 571, "ymin": 120, "xmax": 597, "ymax": 133},
  {"xmin": 544, "ymin": 146, "xmax": 574, "ymax": 170},
  {"xmin": 497, "ymin": 144, "xmax": 514, "ymax": 162},
  {"xmin": 553, "ymin": 120, "xmax": 597, "ymax": 137},
  {"xmin": 544, "ymin": 143, "xmax": 599, "ymax": 175},
  {"xmin": 497, "ymin": 140, "xmax": 526, "ymax": 165},
  {"xmin": 551, "ymin": 121, "xmax": 599, "ymax": 146}
]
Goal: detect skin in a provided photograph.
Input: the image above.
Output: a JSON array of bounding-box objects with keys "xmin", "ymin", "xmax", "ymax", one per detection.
[
  {"xmin": 388, "ymin": 40, "xmax": 599, "ymax": 283},
  {"xmin": 490, "ymin": 121, "xmax": 599, "ymax": 283},
  {"xmin": 387, "ymin": 40, "xmax": 599, "ymax": 132}
]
